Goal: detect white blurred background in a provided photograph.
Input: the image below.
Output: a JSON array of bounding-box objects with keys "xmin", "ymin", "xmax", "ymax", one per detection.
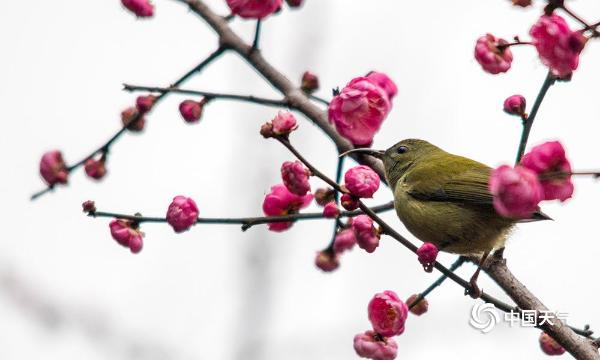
[{"xmin": 1, "ymin": 0, "xmax": 600, "ymax": 359}]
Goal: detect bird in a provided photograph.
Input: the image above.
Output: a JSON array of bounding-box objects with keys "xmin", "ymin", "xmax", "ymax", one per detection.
[{"xmin": 341, "ymin": 139, "xmax": 550, "ymax": 298}]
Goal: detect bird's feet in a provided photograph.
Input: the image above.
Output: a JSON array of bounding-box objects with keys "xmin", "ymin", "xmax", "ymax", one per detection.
[{"xmin": 465, "ymin": 274, "xmax": 482, "ymax": 299}]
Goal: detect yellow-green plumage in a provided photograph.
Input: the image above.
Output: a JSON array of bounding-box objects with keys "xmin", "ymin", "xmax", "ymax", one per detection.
[{"xmin": 379, "ymin": 139, "xmax": 547, "ymax": 255}]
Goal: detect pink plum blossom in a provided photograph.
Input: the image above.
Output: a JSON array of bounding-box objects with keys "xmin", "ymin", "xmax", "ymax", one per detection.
[
  {"xmin": 109, "ymin": 219, "xmax": 144, "ymax": 254},
  {"xmin": 166, "ymin": 196, "xmax": 199, "ymax": 233},
  {"xmin": 121, "ymin": 0, "xmax": 154, "ymax": 17},
  {"xmin": 328, "ymin": 77, "xmax": 391, "ymax": 146},
  {"xmin": 474, "ymin": 34, "xmax": 513, "ymax": 74},
  {"xmin": 323, "ymin": 202, "xmax": 340, "ymax": 219},
  {"xmin": 406, "ymin": 294, "xmax": 429, "ymax": 316},
  {"xmin": 530, "ymin": 14, "xmax": 587, "ymax": 78},
  {"xmin": 353, "ymin": 330, "xmax": 398, "ymax": 360},
  {"xmin": 301, "ymin": 71, "xmax": 319, "ymax": 93},
  {"xmin": 136, "ymin": 95, "xmax": 157, "ymax": 112},
  {"xmin": 281, "ymin": 160, "xmax": 311, "ymax": 196},
  {"xmin": 345, "ymin": 165, "xmax": 381, "ymax": 198},
  {"xmin": 226, "ymin": 0, "xmax": 282, "ymax": 19},
  {"xmin": 520, "ymin": 141, "xmax": 573, "ymax": 202},
  {"xmin": 503, "ymin": 95, "xmax": 526, "ymax": 116},
  {"xmin": 179, "ymin": 99, "xmax": 204, "ymax": 123},
  {"xmin": 121, "ymin": 106, "xmax": 145, "ymax": 132},
  {"xmin": 272, "ymin": 110, "xmax": 298, "ymax": 135},
  {"xmin": 367, "ymin": 290, "xmax": 409, "ymax": 337},
  {"xmin": 352, "ymin": 215, "xmax": 380, "ymax": 253},
  {"xmin": 341, "ymin": 194, "xmax": 359, "ymax": 211},
  {"xmin": 262, "ymin": 184, "xmax": 313, "ymax": 231},
  {"xmin": 366, "ymin": 71, "xmax": 398, "ymax": 100},
  {"xmin": 489, "ymin": 165, "xmax": 543, "ymax": 219},
  {"xmin": 416, "ymin": 243, "xmax": 438, "ymax": 273},
  {"xmin": 333, "ymin": 228, "xmax": 357, "ymax": 254},
  {"xmin": 39, "ymin": 150, "xmax": 68, "ymax": 186}
]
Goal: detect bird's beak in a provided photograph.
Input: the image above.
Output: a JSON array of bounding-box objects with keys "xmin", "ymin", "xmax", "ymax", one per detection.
[{"xmin": 339, "ymin": 148, "xmax": 385, "ymax": 159}]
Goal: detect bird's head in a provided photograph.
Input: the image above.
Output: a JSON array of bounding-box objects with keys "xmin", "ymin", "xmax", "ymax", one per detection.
[{"xmin": 340, "ymin": 139, "xmax": 442, "ymax": 186}]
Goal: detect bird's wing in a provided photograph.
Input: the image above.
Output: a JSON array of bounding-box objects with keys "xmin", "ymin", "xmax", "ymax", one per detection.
[{"xmin": 406, "ymin": 155, "xmax": 551, "ymax": 221}]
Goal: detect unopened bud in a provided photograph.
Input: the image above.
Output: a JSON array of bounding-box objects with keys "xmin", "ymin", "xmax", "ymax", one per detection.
[{"xmin": 301, "ymin": 71, "xmax": 319, "ymax": 93}]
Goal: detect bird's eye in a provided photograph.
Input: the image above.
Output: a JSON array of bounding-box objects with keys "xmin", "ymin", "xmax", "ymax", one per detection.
[{"xmin": 396, "ymin": 146, "xmax": 408, "ymax": 154}]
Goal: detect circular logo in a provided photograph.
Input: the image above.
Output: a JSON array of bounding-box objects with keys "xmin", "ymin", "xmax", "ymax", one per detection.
[{"xmin": 469, "ymin": 302, "xmax": 500, "ymax": 333}]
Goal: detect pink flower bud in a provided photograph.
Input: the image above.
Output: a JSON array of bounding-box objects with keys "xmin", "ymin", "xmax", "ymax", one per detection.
[
  {"xmin": 530, "ymin": 14, "xmax": 585, "ymax": 78},
  {"xmin": 271, "ymin": 111, "xmax": 298, "ymax": 136},
  {"xmin": 539, "ymin": 332, "xmax": 566, "ymax": 356},
  {"xmin": 341, "ymin": 193, "xmax": 359, "ymax": 211},
  {"xmin": 329, "ymin": 77, "xmax": 391, "ymax": 146},
  {"xmin": 353, "ymin": 330, "xmax": 398, "ymax": 360},
  {"xmin": 474, "ymin": 34, "xmax": 513, "ymax": 74},
  {"xmin": 82, "ymin": 200, "xmax": 96, "ymax": 214},
  {"xmin": 333, "ymin": 228, "xmax": 356, "ymax": 254},
  {"xmin": 345, "ymin": 165, "xmax": 381, "ymax": 198},
  {"xmin": 503, "ymin": 95, "xmax": 526, "ymax": 116},
  {"xmin": 520, "ymin": 141, "xmax": 574, "ymax": 202},
  {"xmin": 121, "ymin": 0, "xmax": 154, "ymax": 17},
  {"xmin": 179, "ymin": 99, "xmax": 204, "ymax": 123},
  {"xmin": 40, "ymin": 150, "xmax": 69, "ymax": 186},
  {"xmin": 352, "ymin": 215, "xmax": 380, "ymax": 253},
  {"xmin": 366, "ymin": 71, "xmax": 398, "ymax": 100},
  {"xmin": 416, "ymin": 243, "xmax": 438, "ymax": 272},
  {"xmin": 406, "ymin": 294, "xmax": 429, "ymax": 316},
  {"xmin": 286, "ymin": 0, "xmax": 303, "ymax": 8},
  {"xmin": 109, "ymin": 219, "xmax": 144, "ymax": 254},
  {"xmin": 260, "ymin": 122, "xmax": 274, "ymax": 138},
  {"xmin": 489, "ymin": 165, "xmax": 543, "ymax": 219},
  {"xmin": 281, "ymin": 160, "xmax": 311, "ymax": 196},
  {"xmin": 512, "ymin": 0, "xmax": 532, "ymax": 6},
  {"xmin": 301, "ymin": 71, "xmax": 319, "ymax": 93},
  {"xmin": 166, "ymin": 196, "xmax": 199, "ymax": 233},
  {"xmin": 315, "ymin": 251, "xmax": 339, "ymax": 272},
  {"xmin": 84, "ymin": 158, "xmax": 107, "ymax": 180},
  {"xmin": 262, "ymin": 184, "xmax": 313, "ymax": 232},
  {"xmin": 226, "ymin": 0, "xmax": 283, "ymax": 19},
  {"xmin": 314, "ymin": 188, "xmax": 335, "ymax": 206},
  {"xmin": 121, "ymin": 106, "xmax": 145, "ymax": 132},
  {"xmin": 136, "ymin": 95, "xmax": 157, "ymax": 113},
  {"xmin": 323, "ymin": 202, "xmax": 340, "ymax": 219},
  {"xmin": 367, "ymin": 290, "xmax": 409, "ymax": 337}
]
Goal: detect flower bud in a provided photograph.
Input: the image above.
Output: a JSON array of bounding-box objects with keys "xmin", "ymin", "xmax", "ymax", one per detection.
[
  {"xmin": 260, "ymin": 122, "xmax": 274, "ymax": 138},
  {"xmin": 539, "ymin": 332, "xmax": 566, "ymax": 355},
  {"xmin": 333, "ymin": 228, "xmax": 356, "ymax": 254},
  {"xmin": 474, "ymin": 34, "xmax": 513, "ymax": 74},
  {"xmin": 352, "ymin": 215, "xmax": 380, "ymax": 253},
  {"xmin": 301, "ymin": 71, "xmax": 319, "ymax": 93},
  {"xmin": 281, "ymin": 160, "xmax": 311, "ymax": 196},
  {"xmin": 136, "ymin": 95, "xmax": 157, "ymax": 113},
  {"xmin": 166, "ymin": 196, "xmax": 199, "ymax": 233},
  {"xmin": 341, "ymin": 194, "xmax": 359, "ymax": 211},
  {"xmin": 314, "ymin": 188, "xmax": 335, "ymax": 206},
  {"xmin": 109, "ymin": 219, "xmax": 144, "ymax": 254},
  {"xmin": 489, "ymin": 165, "xmax": 544, "ymax": 218},
  {"xmin": 353, "ymin": 330, "xmax": 398, "ymax": 360},
  {"xmin": 286, "ymin": 0, "xmax": 303, "ymax": 8},
  {"xmin": 416, "ymin": 243, "xmax": 438, "ymax": 272},
  {"xmin": 323, "ymin": 202, "xmax": 340, "ymax": 219},
  {"xmin": 179, "ymin": 99, "xmax": 205, "ymax": 123},
  {"xmin": 39, "ymin": 150, "xmax": 69, "ymax": 186},
  {"xmin": 406, "ymin": 294, "xmax": 429, "ymax": 316},
  {"xmin": 271, "ymin": 111, "xmax": 298, "ymax": 136},
  {"xmin": 82, "ymin": 200, "xmax": 96, "ymax": 214},
  {"xmin": 84, "ymin": 158, "xmax": 107, "ymax": 180},
  {"xmin": 226, "ymin": 0, "xmax": 283, "ymax": 19},
  {"xmin": 503, "ymin": 95, "xmax": 526, "ymax": 116},
  {"xmin": 368, "ymin": 290, "xmax": 409, "ymax": 337},
  {"xmin": 121, "ymin": 0, "xmax": 154, "ymax": 17},
  {"xmin": 121, "ymin": 106, "xmax": 145, "ymax": 132},
  {"xmin": 315, "ymin": 251, "xmax": 339, "ymax": 272},
  {"xmin": 511, "ymin": 0, "xmax": 532, "ymax": 7},
  {"xmin": 344, "ymin": 165, "xmax": 381, "ymax": 198}
]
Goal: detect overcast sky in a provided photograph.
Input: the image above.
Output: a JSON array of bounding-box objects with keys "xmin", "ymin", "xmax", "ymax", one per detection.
[{"xmin": 1, "ymin": 0, "xmax": 600, "ymax": 359}]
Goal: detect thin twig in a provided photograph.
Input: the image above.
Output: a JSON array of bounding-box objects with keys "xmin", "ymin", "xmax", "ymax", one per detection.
[
  {"xmin": 30, "ymin": 47, "xmax": 228, "ymax": 200},
  {"xmin": 408, "ymin": 257, "xmax": 466, "ymax": 310},
  {"xmin": 252, "ymin": 20, "xmax": 261, "ymax": 50},
  {"xmin": 123, "ymin": 84, "xmax": 289, "ymax": 108},
  {"xmin": 515, "ymin": 71, "xmax": 556, "ymax": 164},
  {"xmin": 308, "ymin": 94, "xmax": 330, "ymax": 106}
]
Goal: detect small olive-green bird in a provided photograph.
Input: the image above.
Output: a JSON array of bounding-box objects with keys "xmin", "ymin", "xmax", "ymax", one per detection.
[{"xmin": 343, "ymin": 139, "xmax": 550, "ymax": 294}]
